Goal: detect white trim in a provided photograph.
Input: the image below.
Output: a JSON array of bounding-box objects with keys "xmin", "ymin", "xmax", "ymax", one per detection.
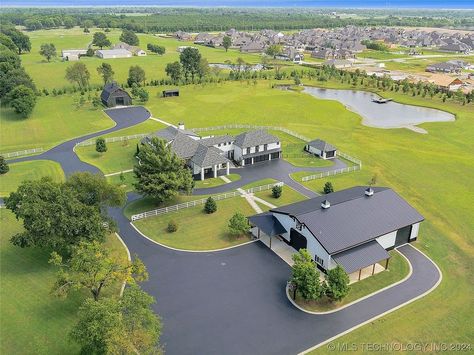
[
  {"xmin": 286, "ymin": 248, "xmax": 412, "ymax": 315},
  {"xmin": 298, "ymin": 244, "xmax": 443, "ymax": 354},
  {"xmin": 113, "ymin": 232, "xmax": 131, "ymax": 297},
  {"xmin": 130, "ymin": 222, "xmax": 258, "ymax": 253}
]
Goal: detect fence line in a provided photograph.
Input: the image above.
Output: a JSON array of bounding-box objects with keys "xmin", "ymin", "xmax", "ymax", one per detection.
[
  {"xmin": 131, "ymin": 182, "xmax": 283, "ymax": 221},
  {"xmin": 1, "ymin": 148, "xmax": 44, "ymax": 159},
  {"xmin": 301, "ymin": 165, "xmax": 361, "ymax": 182},
  {"xmin": 191, "ymin": 124, "xmax": 311, "ymax": 142},
  {"xmin": 76, "ymin": 133, "xmax": 150, "ymax": 147},
  {"xmin": 336, "ymin": 151, "xmax": 362, "ymax": 167}
]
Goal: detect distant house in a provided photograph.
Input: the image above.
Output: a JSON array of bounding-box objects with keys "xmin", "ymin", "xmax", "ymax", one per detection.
[
  {"xmin": 162, "ymin": 89, "xmax": 179, "ymax": 97},
  {"xmin": 112, "ymin": 43, "xmax": 146, "ymax": 56},
  {"xmin": 96, "ymin": 49, "xmax": 132, "ymax": 59},
  {"xmin": 438, "ymin": 43, "xmax": 471, "ymax": 54},
  {"xmin": 61, "ymin": 49, "xmax": 87, "ymax": 61},
  {"xmin": 240, "ymin": 41, "xmax": 266, "ymax": 53},
  {"xmin": 249, "ymin": 186, "xmax": 424, "ymax": 281},
  {"xmin": 427, "ymin": 75, "xmax": 464, "ymax": 91},
  {"xmin": 426, "ymin": 62, "xmax": 461, "ymax": 74},
  {"xmin": 100, "ymin": 82, "xmax": 132, "ymax": 107},
  {"xmin": 173, "ymin": 30, "xmax": 192, "ymax": 41},
  {"xmin": 305, "ymin": 139, "xmax": 337, "ymax": 159}
]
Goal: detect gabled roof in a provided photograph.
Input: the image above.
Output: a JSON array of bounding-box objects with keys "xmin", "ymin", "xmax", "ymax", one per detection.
[
  {"xmin": 168, "ymin": 133, "xmax": 200, "ymax": 159},
  {"xmin": 200, "ymin": 135, "xmax": 234, "ymax": 147},
  {"xmin": 270, "ymin": 186, "xmax": 424, "ymax": 254},
  {"xmin": 190, "ymin": 145, "xmax": 230, "ymax": 167},
  {"xmin": 234, "ymin": 130, "xmax": 279, "ymax": 148},
  {"xmin": 307, "ymin": 139, "xmax": 337, "ymax": 152},
  {"xmin": 150, "ymin": 126, "xmax": 199, "ymax": 142},
  {"xmin": 101, "ymin": 82, "xmax": 130, "ymax": 102},
  {"xmin": 332, "ymin": 240, "xmax": 390, "ymax": 274},
  {"xmin": 248, "ymin": 212, "xmax": 287, "ymax": 237}
]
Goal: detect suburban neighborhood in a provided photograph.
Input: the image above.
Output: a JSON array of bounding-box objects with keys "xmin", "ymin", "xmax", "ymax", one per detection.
[{"xmin": 0, "ymin": 5, "xmax": 472, "ymax": 355}]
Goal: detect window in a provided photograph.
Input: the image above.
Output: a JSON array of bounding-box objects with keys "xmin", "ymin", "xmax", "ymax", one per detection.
[
  {"xmin": 264, "ymin": 144, "xmax": 268, "ymax": 151},
  {"xmin": 315, "ymin": 255, "xmax": 324, "ymax": 266},
  {"xmin": 255, "ymin": 145, "xmax": 259, "ymax": 152},
  {"xmin": 246, "ymin": 147, "xmax": 250, "ymax": 155}
]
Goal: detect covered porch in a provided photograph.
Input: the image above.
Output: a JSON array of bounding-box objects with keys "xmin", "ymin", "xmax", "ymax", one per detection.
[{"xmin": 197, "ymin": 161, "xmax": 231, "ymax": 180}]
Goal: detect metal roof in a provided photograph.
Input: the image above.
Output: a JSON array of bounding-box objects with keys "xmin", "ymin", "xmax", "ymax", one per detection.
[
  {"xmin": 248, "ymin": 212, "xmax": 287, "ymax": 237},
  {"xmin": 100, "ymin": 82, "xmax": 130, "ymax": 102},
  {"xmin": 307, "ymin": 139, "xmax": 337, "ymax": 152},
  {"xmin": 332, "ymin": 240, "xmax": 390, "ymax": 274},
  {"xmin": 234, "ymin": 130, "xmax": 280, "ymax": 149},
  {"xmin": 271, "ymin": 186, "xmax": 424, "ymax": 254}
]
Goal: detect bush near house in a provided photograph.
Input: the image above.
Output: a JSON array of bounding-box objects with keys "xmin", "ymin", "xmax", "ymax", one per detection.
[
  {"xmin": 290, "ymin": 249, "xmax": 324, "ymax": 301},
  {"xmin": 204, "ymin": 196, "xmax": 217, "ymax": 214},
  {"xmin": 272, "ymin": 184, "xmax": 282, "ymax": 198},
  {"xmin": 323, "ymin": 181, "xmax": 334, "ymax": 194},
  {"xmin": 228, "ymin": 212, "xmax": 248, "ymax": 237}
]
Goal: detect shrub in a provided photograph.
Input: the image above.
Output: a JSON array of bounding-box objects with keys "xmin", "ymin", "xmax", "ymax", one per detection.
[
  {"xmin": 228, "ymin": 212, "xmax": 248, "ymax": 237},
  {"xmin": 326, "ymin": 265, "xmax": 350, "ymax": 301},
  {"xmin": 95, "ymin": 137, "xmax": 107, "ymax": 153},
  {"xmin": 204, "ymin": 197, "xmax": 217, "ymax": 214},
  {"xmin": 167, "ymin": 220, "xmax": 178, "ymax": 233},
  {"xmin": 272, "ymin": 185, "xmax": 282, "ymax": 198},
  {"xmin": 0, "ymin": 156, "xmax": 9, "ymax": 175},
  {"xmin": 323, "ymin": 181, "xmax": 334, "ymax": 194},
  {"xmin": 291, "ymin": 249, "xmax": 324, "ymax": 300}
]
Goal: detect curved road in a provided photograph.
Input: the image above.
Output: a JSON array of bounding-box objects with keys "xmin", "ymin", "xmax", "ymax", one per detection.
[{"xmin": 5, "ymin": 107, "xmax": 442, "ymax": 355}]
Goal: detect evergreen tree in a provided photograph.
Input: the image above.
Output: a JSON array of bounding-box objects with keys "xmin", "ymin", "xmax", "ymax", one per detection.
[
  {"xmin": 95, "ymin": 137, "xmax": 107, "ymax": 153},
  {"xmin": 272, "ymin": 185, "xmax": 282, "ymax": 198},
  {"xmin": 228, "ymin": 212, "xmax": 248, "ymax": 237},
  {"xmin": 204, "ymin": 197, "xmax": 217, "ymax": 214},
  {"xmin": 323, "ymin": 181, "xmax": 334, "ymax": 194}
]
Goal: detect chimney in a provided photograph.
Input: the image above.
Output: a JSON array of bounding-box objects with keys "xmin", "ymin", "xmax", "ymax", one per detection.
[
  {"xmin": 365, "ymin": 187, "xmax": 374, "ymax": 196},
  {"xmin": 321, "ymin": 199, "xmax": 330, "ymax": 209},
  {"xmin": 177, "ymin": 122, "xmax": 185, "ymax": 130}
]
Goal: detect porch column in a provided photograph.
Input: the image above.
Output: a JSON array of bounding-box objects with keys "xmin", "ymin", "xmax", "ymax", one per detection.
[
  {"xmin": 200, "ymin": 168, "xmax": 205, "ymax": 181},
  {"xmin": 213, "ymin": 165, "xmax": 218, "ymax": 178},
  {"xmin": 226, "ymin": 162, "xmax": 230, "ymax": 175},
  {"xmin": 269, "ymin": 154, "xmax": 272, "ymax": 161},
  {"xmin": 251, "ymin": 157, "xmax": 254, "ymax": 165}
]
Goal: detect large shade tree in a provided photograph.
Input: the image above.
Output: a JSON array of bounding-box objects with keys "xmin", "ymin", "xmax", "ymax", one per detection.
[
  {"xmin": 96, "ymin": 62, "xmax": 114, "ymax": 84},
  {"xmin": 179, "ymin": 47, "xmax": 201, "ymax": 82},
  {"xmin": 65, "ymin": 62, "xmax": 90, "ymax": 89},
  {"xmin": 92, "ymin": 32, "xmax": 111, "ymax": 49},
  {"xmin": 127, "ymin": 65, "xmax": 146, "ymax": 87},
  {"xmin": 6, "ymin": 84, "xmax": 36, "ymax": 117},
  {"xmin": 291, "ymin": 249, "xmax": 324, "ymax": 300},
  {"xmin": 134, "ymin": 137, "xmax": 194, "ymax": 203},
  {"xmin": 119, "ymin": 29, "xmax": 139, "ymax": 46},
  {"xmin": 39, "ymin": 43, "xmax": 57, "ymax": 62}
]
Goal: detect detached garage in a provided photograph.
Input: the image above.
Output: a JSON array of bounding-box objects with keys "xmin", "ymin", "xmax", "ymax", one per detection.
[
  {"xmin": 101, "ymin": 82, "xmax": 132, "ymax": 107},
  {"xmin": 305, "ymin": 139, "xmax": 337, "ymax": 160}
]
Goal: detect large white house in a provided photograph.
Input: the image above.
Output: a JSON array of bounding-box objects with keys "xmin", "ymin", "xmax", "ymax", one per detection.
[
  {"xmin": 249, "ymin": 186, "xmax": 423, "ymax": 280},
  {"xmin": 142, "ymin": 124, "xmax": 282, "ymax": 180}
]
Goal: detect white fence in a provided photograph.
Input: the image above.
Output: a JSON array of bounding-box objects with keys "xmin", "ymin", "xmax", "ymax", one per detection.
[
  {"xmin": 191, "ymin": 124, "xmax": 311, "ymax": 142},
  {"xmin": 1, "ymin": 148, "xmax": 44, "ymax": 159},
  {"xmin": 76, "ymin": 133, "xmax": 150, "ymax": 147},
  {"xmin": 301, "ymin": 165, "xmax": 361, "ymax": 182},
  {"xmin": 131, "ymin": 182, "xmax": 283, "ymax": 221},
  {"xmin": 336, "ymin": 151, "xmax": 362, "ymax": 167}
]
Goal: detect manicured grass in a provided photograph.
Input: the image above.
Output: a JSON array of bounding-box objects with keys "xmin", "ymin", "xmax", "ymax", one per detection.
[
  {"xmin": 254, "ymin": 185, "xmax": 307, "ymax": 209},
  {"xmin": 356, "ymin": 50, "xmax": 408, "ymax": 60},
  {"xmin": 0, "ymin": 209, "xmax": 128, "ymax": 354},
  {"xmin": 295, "ymin": 250, "xmax": 409, "ymax": 312},
  {"xmin": 133, "ymin": 196, "xmax": 255, "ymax": 250},
  {"xmin": 22, "ymin": 28, "xmax": 263, "ymax": 90},
  {"xmin": 0, "ymin": 160, "xmax": 65, "ymax": 197},
  {"xmin": 194, "ymin": 174, "xmax": 241, "ymax": 189},
  {"xmin": 0, "ymin": 95, "xmax": 114, "ymax": 152}
]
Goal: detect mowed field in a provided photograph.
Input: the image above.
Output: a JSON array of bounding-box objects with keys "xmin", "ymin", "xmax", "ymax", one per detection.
[
  {"xmin": 21, "ymin": 27, "xmax": 263, "ymax": 90},
  {"xmin": 0, "ymin": 209, "xmax": 128, "ymax": 354}
]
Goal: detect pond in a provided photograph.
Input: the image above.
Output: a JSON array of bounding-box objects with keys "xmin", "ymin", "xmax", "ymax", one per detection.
[{"xmin": 302, "ymin": 87, "xmax": 455, "ymax": 133}]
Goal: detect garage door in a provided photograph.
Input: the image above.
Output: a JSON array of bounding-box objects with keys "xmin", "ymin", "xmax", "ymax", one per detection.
[
  {"xmin": 394, "ymin": 225, "xmax": 412, "ymax": 247},
  {"xmin": 244, "ymin": 158, "xmax": 252, "ymax": 165},
  {"xmin": 271, "ymin": 152, "xmax": 281, "ymax": 159},
  {"xmin": 253, "ymin": 154, "xmax": 270, "ymax": 163},
  {"xmin": 290, "ymin": 229, "xmax": 307, "ymax": 251}
]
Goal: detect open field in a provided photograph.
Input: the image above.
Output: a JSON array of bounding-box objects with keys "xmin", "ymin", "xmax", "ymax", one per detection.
[
  {"xmin": 22, "ymin": 28, "xmax": 264, "ymax": 90},
  {"xmin": 0, "ymin": 209, "xmax": 128, "ymax": 354},
  {"xmin": 296, "ymin": 250, "xmax": 409, "ymax": 312},
  {"xmin": 0, "ymin": 96, "xmax": 114, "ymax": 153},
  {"xmin": 0, "ymin": 160, "xmax": 65, "ymax": 197},
  {"xmin": 133, "ymin": 196, "xmax": 255, "ymax": 250}
]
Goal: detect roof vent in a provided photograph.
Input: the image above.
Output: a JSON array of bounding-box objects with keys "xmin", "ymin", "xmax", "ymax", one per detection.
[
  {"xmin": 321, "ymin": 199, "xmax": 331, "ymax": 209},
  {"xmin": 365, "ymin": 187, "xmax": 374, "ymax": 196}
]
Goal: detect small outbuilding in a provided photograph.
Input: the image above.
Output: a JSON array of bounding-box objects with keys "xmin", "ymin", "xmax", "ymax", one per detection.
[
  {"xmin": 305, "ymin": 139, "xmax": 337, "ymax": 159},
  {"xmin": 101, "ymin": 82, "xmax": 132, "ymax": 107},
  {"xmin": 162, "ymin": 89, "xmax": 180, "ymax": 97}
]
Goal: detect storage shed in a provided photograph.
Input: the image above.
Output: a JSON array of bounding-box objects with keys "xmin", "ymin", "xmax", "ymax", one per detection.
[{"xmin": 100, "ymin": 82, "xmax": 132, "ymax": 107}]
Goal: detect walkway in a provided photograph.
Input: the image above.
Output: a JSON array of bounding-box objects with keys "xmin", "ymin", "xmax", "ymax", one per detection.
[{"xmin": 3, "ymin": 106, "xmax": 442, "ymax": 355}]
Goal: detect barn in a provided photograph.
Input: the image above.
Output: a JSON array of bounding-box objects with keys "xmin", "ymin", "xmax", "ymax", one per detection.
[{"xmin": 100, "ymin": 82, "xmax": 132, "ymax": 107}]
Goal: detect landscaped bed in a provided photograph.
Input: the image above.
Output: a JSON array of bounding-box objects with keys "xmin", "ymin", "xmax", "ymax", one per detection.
[
  {"xmin": 132, "ymin": 196, "xmax": 255, "ymax": 250},
  {"xmin": 293, "ymin": 250, "xmax": 410, "ymax": 313},
  {"xmin": 0, "ymin": 160, "xmax": 65, "ymax": 197}
]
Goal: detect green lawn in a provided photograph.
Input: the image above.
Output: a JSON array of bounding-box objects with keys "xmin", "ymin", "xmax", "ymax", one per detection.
[
  {"xmin": 0, "ymin": 160, "xmax": 65, "ymax": 197},
  {"xmin": 356, "ymin": 50, "xmax": 409, "ymax": 60},
  {"xmin": 133, "ymin": 196, "xmax": 255, "ymax": 250},
  {"xmin": 295, "ymin": 250, "xmax": 409, "ymax": 312},
  {"xmin": 194, "ymin": 173, "xmax": 241, "ymax": 189},
  {"xmin": 0, "ymin": 209, "xmax": 128, "ymax": 354},
  {"xmin": 22, "ymin": 27, "xmax": 263, "ymax": 90},
  {"xmin": 0, "ymin": 95, "xmax": 114, "ymax": 153},
  {"xmin": 106, "ymin": 170, "xmax": 136, "ymax": 193},
  {"xmin": 254, "ymin": 185, "xmax": 307, "ymax": 209}
]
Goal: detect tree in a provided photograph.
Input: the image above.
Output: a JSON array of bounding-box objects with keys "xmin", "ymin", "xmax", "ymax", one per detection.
[
  {"xmin": 96, "ymin": 137, "xmax": 107, "ymax": 153},
  {"xmin": 39, "ymin": 43, "xmax": 56, "ymax": 62},
  {"xmin": 0, "ymin": 27, "xmax": 31, "ymax": 54},
  {"xmin": 65, "ymin": 62, "xmax": 90, "ymax": 88},
  {"xmin": 165, "ymin": 61, "xmax": 182, "ymax": 84},
  {"xmin": 96, "ymin": 62, "xmax": 114, "ymax": 84},
  {"xmin": 228, "ymin": 212, "xmax": 248, "ymax": 237},
  {"xmin": 92, "ymin": 32, "xmax": 111, "ymax": 49},
  {"xmin": 6, "ymin": 173, "xmax": 124, "ymax": 253},
  {"xmin": 70, "ymin": 285, "xmax": 162, "ymax": 354},
  {"xmin": 272, "ymin": 185, "xmax": 282, "ymax": 198},
  {"xmin": 127, "ymin": 65, "xmax": 146, "ymax": 87},
  {"xmin": 49, "ymin": 240, "xmax": 148, "ymax": 301},
  {"xmin": 0, "ymin": 49, "xmax": 20, "ymax": 69},
  {"xmin": 265, "ymin": 44, "xmax": 282, "ymax": 58},
  {"xmin": 120, "ymin": 29, "xmax": 139, "ymax": 46},
  {"xmin": 179, "ymin": 47, "xmax": 201, "ymax": 82},
  {"xmin": 291, "ymin": 249, "xmax": 324, "ymax": 300},
  {"xmin": 147, "ymin": 43, "xmax": 165, "ymax": 55},
  {"xmin": 0, "ymin": 33, "xmax": 18, "ymax": 52},
  {"xmin": 0, "ymin": 156, "xmax": 9, "ymax": 175},
  {"xmin": 134, "ymin": 137, "xmax": 194, "ymax": 203},
  {"xmin": 6, "ymin": 85, "xmax": 36, "ymax": 117},
  {"xmin": 198, "ymin": 58, "xmax": 210, "ymax": 81},
  {"xmin": 204, "ymin": 197, "xmax": 217, "ymax": 214},
  {"xmin": 323, "ymin": 181, "xmax": 334, "ymax": 194},
  {"xmin": 131, "ymin": 85, "xmax": 149, "ymax": 102},
  {"xmin": 326, "ymin": 265, "xmax": 350, "ymax": 301},
  {"xmin": 167, "ymin": 220, "xmax": 178, "ymax": 233},
  {"xmin": 222, "ymin": 35, "xmax": 231, "ymax": 52}
]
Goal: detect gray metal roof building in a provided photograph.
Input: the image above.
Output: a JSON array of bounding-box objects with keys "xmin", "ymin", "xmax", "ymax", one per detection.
[
  {"xmin": 306, "ymin": 139, "xmax": 337, "ymax": 153},
  {"xmin": 234, "ymin": 130, "xmax": 280, "ymax": 148}
]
